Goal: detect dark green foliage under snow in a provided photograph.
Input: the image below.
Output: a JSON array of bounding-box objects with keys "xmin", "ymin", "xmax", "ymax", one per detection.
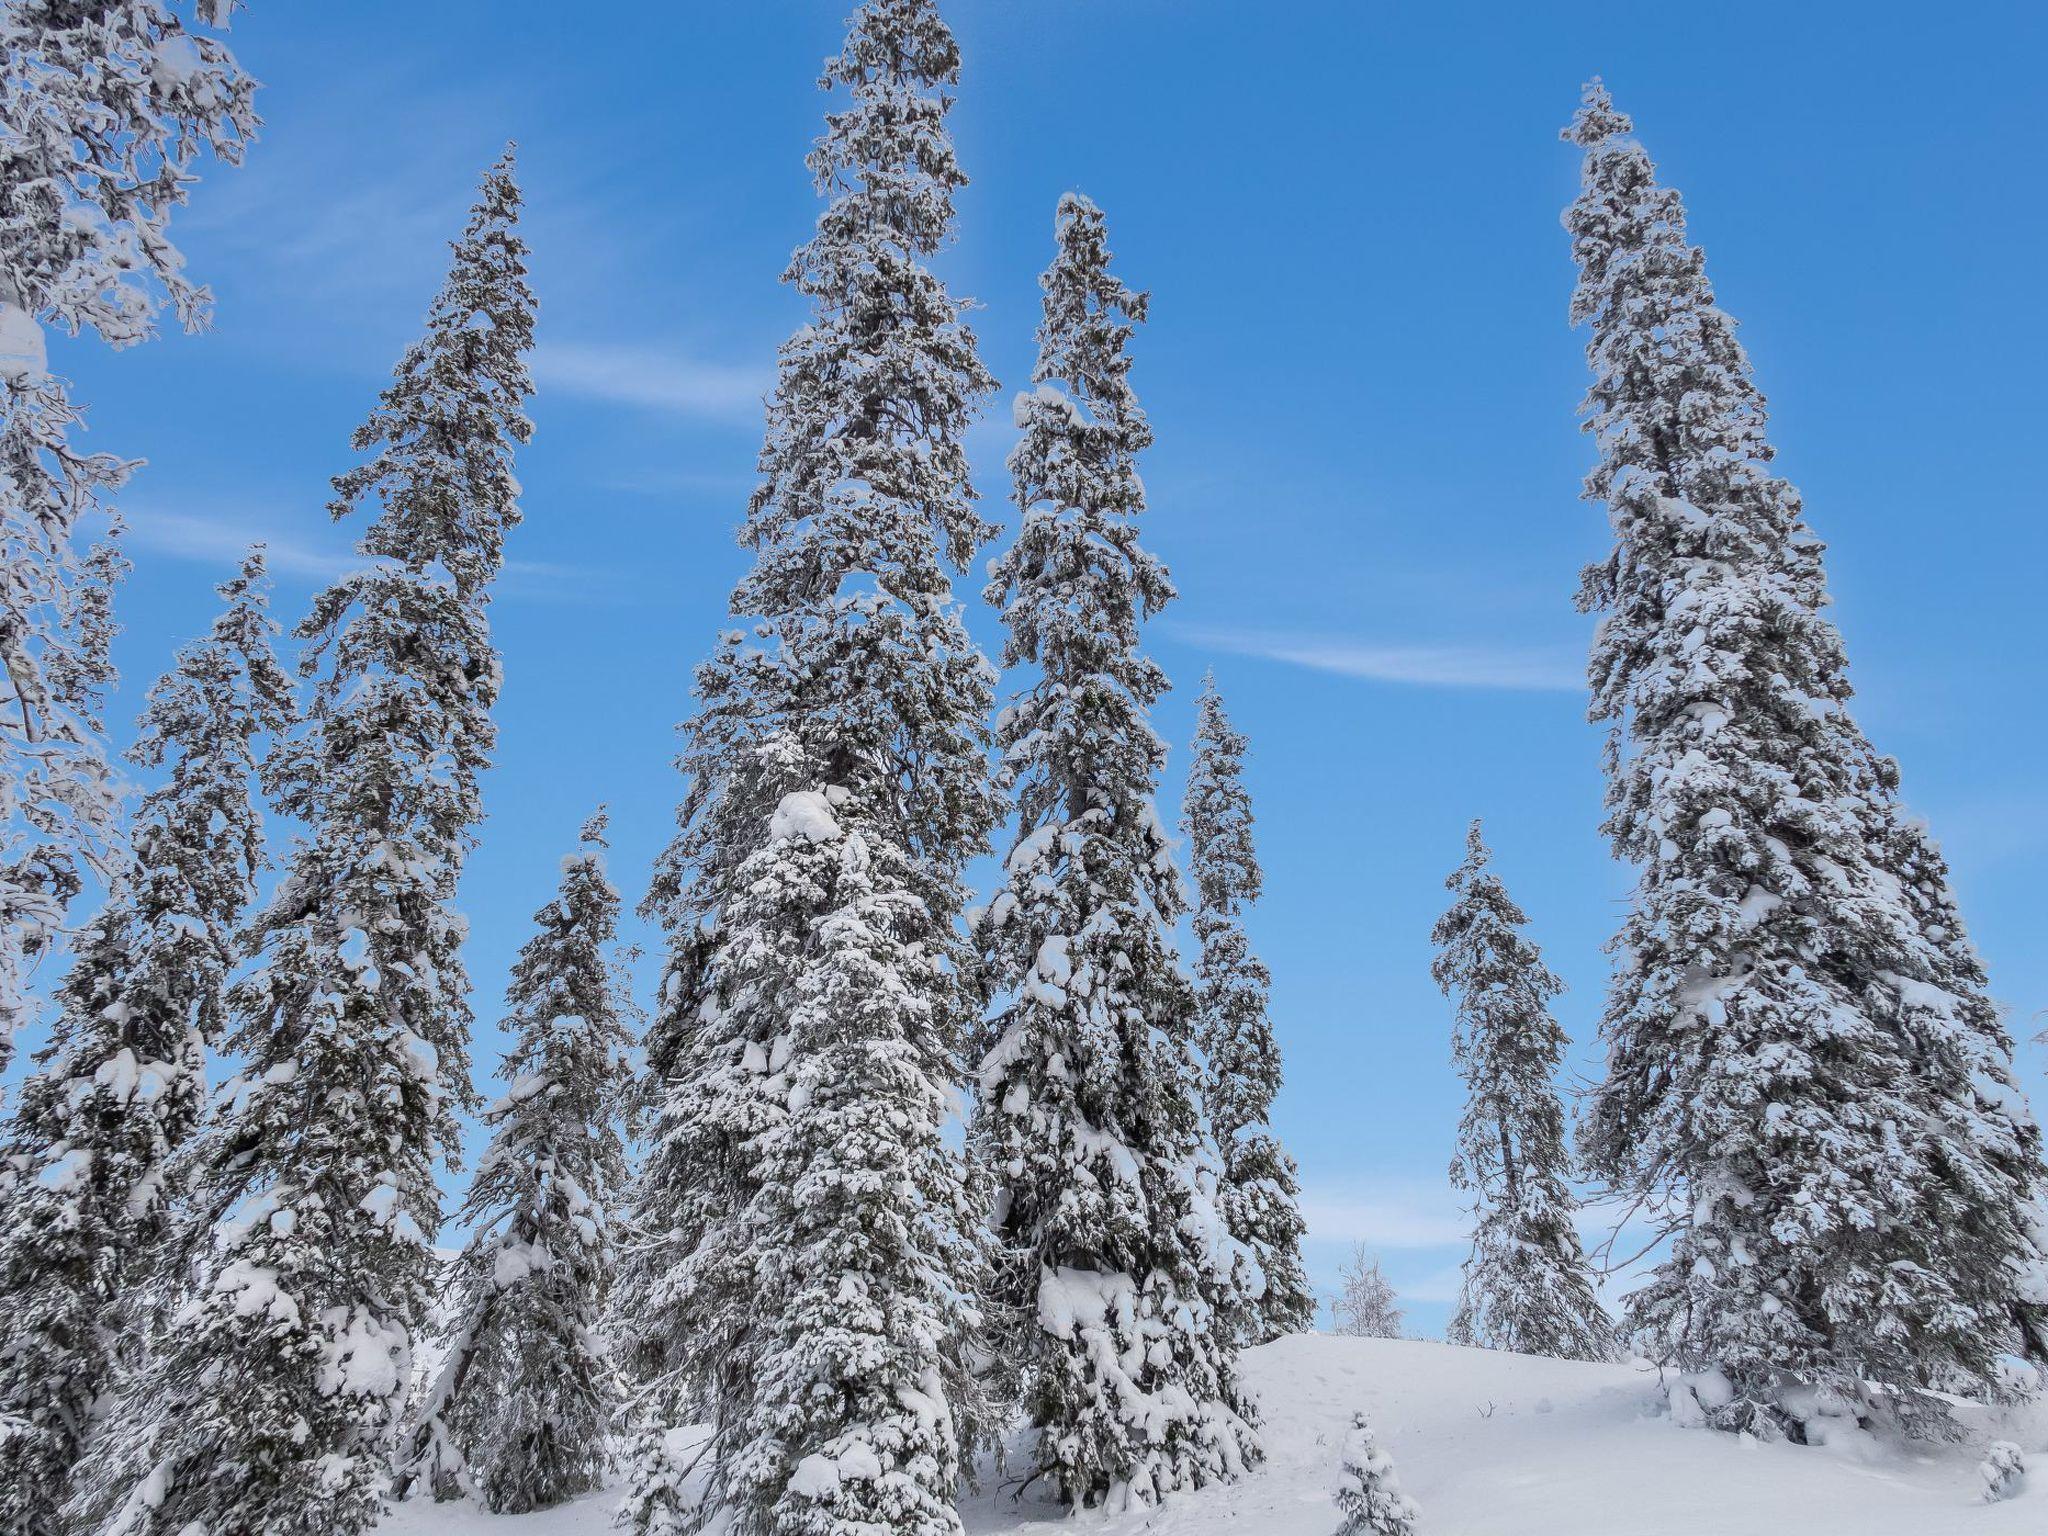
[
  {"xmin": 408, "ymin": 811, "xmax": 636, "ymax": 1513},
  {"xmin": 1564, "ymin": 79, "xmax": 2048, "ymax": 1437},
  {"xmin": 1332, "ymin": 1410, "xmax": 1420, "ymax": 1536},
  {"xmin": 66, "ymin": 152, "xmax": 534, "ymax": 1536},
  {"xmin": 1432, "ymin": 820, "xmax": 1615, "ymax": 1363},
  {"xmin": 970, "ymin": 193, "xmax": 1257, "ymax": 1513},
  {"xmin": 8, "ymin": 14, "xmax": 2041, "ymax": 1536},
  {"xmin": 1183, "ymin": 674, "xmax": 1314, "ymax": 1347},
  {"xmin": 620, "ymin": 5, "xmax": 1001, "ymax": 1534},
  {"xmin": 0, "ymin": 550, "xmax": 290, "ymax": 1536}
]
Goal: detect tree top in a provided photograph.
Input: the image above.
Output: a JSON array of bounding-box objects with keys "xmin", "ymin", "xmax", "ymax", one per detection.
[{"xmin": 1563, "ymin": 77, "xmax": 1633, "ymax": 149}]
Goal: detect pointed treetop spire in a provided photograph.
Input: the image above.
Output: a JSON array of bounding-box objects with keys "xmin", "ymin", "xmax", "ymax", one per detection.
[
  {"xmin": 66, "ymin": 163, "xmax": 540, "ymax": 1533},
  {"xmin": 1040, "ymin": 190, "xmax": 1155, "ymax": 348},
  {"xmin": 1037, "ymin": 190, "xmax": 1151, "ymax": 395},
  {"xmin": 579, "ymin": 803, "xmax": 610, "ymax": 848},
  {"xmin": 1448, "ymin": 818, "xmax": 1497, "ymax": 897},
  {"xmin": 827, "ymin": 0, "xmax": 964, "ymax": 103},
  {"xmin": 1563, "ymin": 76, "xmax": 1633, "ymax": 147},
  {"xmin": 328, "ymin": 149, "xmax": 536, "ymax": 598},
  {"xmin": 809, "ymin": 0, "xmax": 970, "ymax": 265},
  {"xmin": 1187, "ymin": 673, "xmax": 1261, "ymax": 915}
]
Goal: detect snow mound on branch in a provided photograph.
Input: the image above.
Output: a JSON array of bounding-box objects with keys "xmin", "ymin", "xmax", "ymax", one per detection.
[
  {"xmin": 377, "ymin": 1334, "xmax": 2048, "ymax": 1535},
  {"xmin": 0, "ymin": 302, "xmax": 47, "ymax": 379},
  {"xmin": 769, "ymin": 789, "xmax": 842, "ymax": 844}
]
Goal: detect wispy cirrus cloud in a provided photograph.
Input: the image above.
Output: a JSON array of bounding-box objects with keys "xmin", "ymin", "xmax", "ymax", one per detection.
[
  {"xmin": 1179, "ymin": 626, "xmax": 1583, "ymax": 693},
  {"xmin": 1298, "ymin": 1182, "xmax": 1468, "ymax": 1251},
  {"xmin": 532, "ymin": 341, "xmax": 768, "ymax": 424},
  {"xmin": 1386, "ymin": 1263, "xmax": 1470, "ymax": 1306},
  {"xmin": 125, "ymin": 508, "xmax": 356, "ymax": 581},
  {"xmin": 124, "ymin": 507, "xmax": 617, "ymax": 605}
]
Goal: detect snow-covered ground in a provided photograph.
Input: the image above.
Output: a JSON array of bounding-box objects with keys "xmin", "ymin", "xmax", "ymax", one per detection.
[{"xmin": 380, "ymin": 1334, "xmax": 2045, "ymax": 1536}]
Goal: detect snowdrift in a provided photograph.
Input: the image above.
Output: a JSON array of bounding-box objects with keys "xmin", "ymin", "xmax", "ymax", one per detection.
[{"xmin": 381, "ymin": 1334, "xmax": 2044, "ymax": 1536}]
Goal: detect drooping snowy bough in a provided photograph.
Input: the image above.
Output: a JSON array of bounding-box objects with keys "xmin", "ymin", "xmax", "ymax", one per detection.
[{"xmin": 0, "ymin": 0, "xmax": 259, "ymax": 1087}]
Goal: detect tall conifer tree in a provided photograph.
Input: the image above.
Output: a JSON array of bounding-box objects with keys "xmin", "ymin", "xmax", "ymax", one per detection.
[
  {"xmin": 1431, "ymin": 820, "xmax": 1613, "ymax": 1362},
  {"xmin": 620, "ymin": 6, "xmax": 1001, "ymax": 1534},
  {"xmin": 408, "ymin": 810, "xmax": 636, "ymax": 1514},
  {"xmin": 1564, "ymin": 80, "xmax": 2048, "ymax": 1435},
  {"xmin": 972, "ymin": 194, "xmax": 1257, "ymax": 1513},
  {"xmin": 0, "ymin": 0, "xmax": 258, "ymax": 1081},
  {"xmin": 69, "ymin": 153, "xmax": 534, "ymax": 1536},
  {"xmin": 0, "ymin": 548, "xmax": 290, "ymax": 1536},
  {"xmin": 1183, "ymin": 673, "xmax": 1312, "ymax": 1346}
]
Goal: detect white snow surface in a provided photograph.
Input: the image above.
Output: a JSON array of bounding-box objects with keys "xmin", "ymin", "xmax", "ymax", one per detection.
[
  {"xmin": 769, "ymin": 789, "xmax": 842, "ymax": 844},
  {"xmin": 377, "ymin": 1334, "xmax": 2047, "ymax": 1536},
  {"xmin": 0, "ymin": 301, "xmax": 47, "ymax": 379}
]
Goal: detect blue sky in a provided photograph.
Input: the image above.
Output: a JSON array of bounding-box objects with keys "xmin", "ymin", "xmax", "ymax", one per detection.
[{"xmin": 14, "ymin": 0, "xmax": 2047, "ymax": 1337}]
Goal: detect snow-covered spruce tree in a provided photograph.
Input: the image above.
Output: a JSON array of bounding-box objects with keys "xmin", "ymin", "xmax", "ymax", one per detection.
[
  {"xmin": 619, "ymin": 7, "xmax": 1001, "ymax": 1534},
  {"xmin": 1331, "ymin": 1246, "xmax": 1403, "ymax": 1340},
  {"xmin": 971, "ymin": 193, "xmax": 1257, "ymax": 1513},
  {"xmin": 67, "ymin": 153, "xmax": 534, "ymax": 1536},
  {"xmin": 1331, "ymin": 1410, "xmax": 1418, "ymax": 1536},
  {"xmin": 407, "ymin": 809, "xmax": 636, "ymax": 1514},
  {"xmin": 0, "ymin": 547, "xmax": 291, "ymax": 1536},
  {"xmin": 0, "ymin": 1, "xmax": 259, "ymax": 1079},
  {"xmin": 1183, "ymin": 672, "xmax": 1312, "ymax": 1346},
  {"xmin": 1432, "ymin": 820, "xmax": 1614, "ymax": 1362},
  {"xmin": 1564, "ymin": 80, "xmax": 2048, "ymax": 1437}
]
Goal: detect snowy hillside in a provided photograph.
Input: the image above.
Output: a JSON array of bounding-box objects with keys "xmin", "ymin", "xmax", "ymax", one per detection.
[{"xmin": 381, "ymin": 1334, "xmax": 2044, "ymax": 1536}]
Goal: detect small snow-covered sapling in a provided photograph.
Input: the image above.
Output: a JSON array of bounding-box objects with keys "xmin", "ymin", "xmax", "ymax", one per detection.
[
  {"xmin": 1334, "ymin": 1410, "xmax": 1421, "ymax": 1536},
  {"xmin": 1979, "ymin": 1441, "xmax": 2025, "ymax": 1504}
]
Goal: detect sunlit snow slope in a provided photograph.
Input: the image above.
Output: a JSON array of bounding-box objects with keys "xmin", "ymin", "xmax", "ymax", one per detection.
[{"xmin": 381, "ymin": 1334, "xmax": 2045, "ymax": 1536}]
